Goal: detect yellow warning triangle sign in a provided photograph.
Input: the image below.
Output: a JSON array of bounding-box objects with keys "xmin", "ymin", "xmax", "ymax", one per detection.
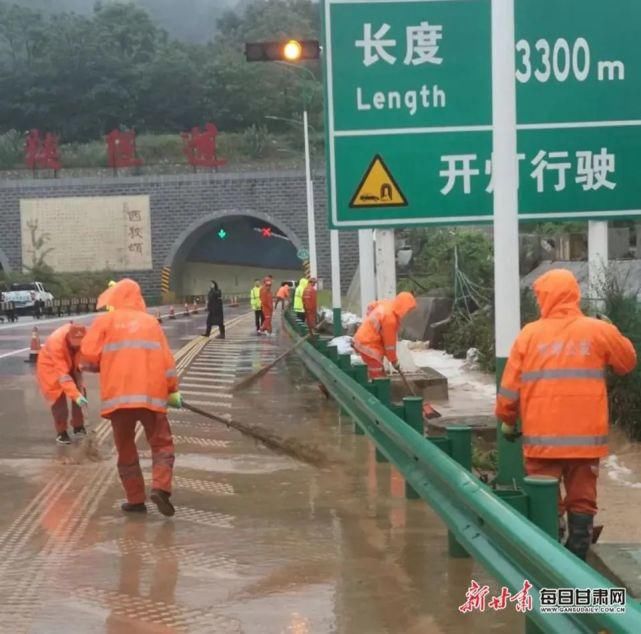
[{"xmin": 349, "ymin": 155, "xmax": 408, "ymax": 208}]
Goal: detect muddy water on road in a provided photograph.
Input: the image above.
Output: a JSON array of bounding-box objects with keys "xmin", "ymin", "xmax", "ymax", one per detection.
[{"xmin": 0, "ymin": 317, "xmax": 521, "ymax": 633}]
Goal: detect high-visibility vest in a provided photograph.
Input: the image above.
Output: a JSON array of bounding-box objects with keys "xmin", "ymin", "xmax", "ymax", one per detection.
[
  {"xmin": 294, "ymin": 278, "xmax": 308, "ymax": 312},
  {"xmin": 250, "ymin": 286, "xmax": 261, "ymax": 310}
]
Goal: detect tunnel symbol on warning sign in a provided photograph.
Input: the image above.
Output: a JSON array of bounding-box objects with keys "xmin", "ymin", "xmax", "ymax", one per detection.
[{"xmin": 349, "ymin": 155, "xmax": 408, "ymax": 209}]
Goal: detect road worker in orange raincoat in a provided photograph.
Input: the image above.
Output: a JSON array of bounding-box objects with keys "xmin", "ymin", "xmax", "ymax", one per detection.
[
  {"xmin": 353, "ymin": 292, "xmax": 417, "ymax": 379},
  {"xmin": 81, "ymin": 279, "xmax": 182, "ymax": 517},
  {"xmin": 259, "ymin": 277, "xmax": 274, "ymax": 336},
  {"xmin": 496, "ymin": 269, "xmax": 636, "ymax": 560},
  {"xmin": 302, "ymin": 277, "xmax": 318, "ymax": 333},
  {"xmin": 37, "ymin": 323, "xmax": 88, "ymax": 445},
  {"xmin": 274, "ymin": 282, "xmax": 290, "ymax": 311}
]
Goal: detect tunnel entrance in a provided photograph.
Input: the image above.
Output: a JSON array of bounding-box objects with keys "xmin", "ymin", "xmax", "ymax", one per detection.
[{"xmin": 167, "ymin": 213, "xmax": 304, "ymax": 298}]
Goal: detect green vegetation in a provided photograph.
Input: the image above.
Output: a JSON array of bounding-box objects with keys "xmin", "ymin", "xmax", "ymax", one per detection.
[
  {"xmin": 0, "ymin": 128, "xmax": 325, "ymax": 170},
  {"xmin": 596, "ymin": 271, "xmax": 641, "ymax": 438},
  {"xmin": 0, "ymin": 0, "xmax": 322, "ymax": 155}
]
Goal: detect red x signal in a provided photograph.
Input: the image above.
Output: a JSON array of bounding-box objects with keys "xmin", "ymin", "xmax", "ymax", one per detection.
[{"xmin": 261, "ymin": 227, "xmax": 273, "ymax": 238}]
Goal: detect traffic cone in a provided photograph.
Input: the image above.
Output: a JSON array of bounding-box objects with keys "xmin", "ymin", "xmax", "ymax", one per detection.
[
  {"xmin": 169, "ymin": 306, "xmax": 175, "ymax": 320},
  {"xmin": 27, "ymin": 327, "xmax": 41, "ymax": 363},
  {"xmin": 156, "ymin": 309, "xmax": 163, "ymax": 324},
  {"xmin": 184, "ymin": 302, "xmax": 190, "ymax": 317}
]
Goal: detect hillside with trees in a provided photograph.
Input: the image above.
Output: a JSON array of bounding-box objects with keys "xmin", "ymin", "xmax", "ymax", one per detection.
[{"xmin": 0, "ymin": 0, "xmax": 322, "ymax": 143}]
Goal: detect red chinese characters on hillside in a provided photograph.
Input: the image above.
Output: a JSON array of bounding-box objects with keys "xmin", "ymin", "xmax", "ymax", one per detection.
[
  {"xmin": 181, "ymin": 123, "xmax": 227, "ymax": 170},
  {"xmin": 24, "ymin": 130, "xmax": 62, "ymax": 174},
  {"xmin": 105, "ymin": 129, "xmax": 143, "ymax": 170}
]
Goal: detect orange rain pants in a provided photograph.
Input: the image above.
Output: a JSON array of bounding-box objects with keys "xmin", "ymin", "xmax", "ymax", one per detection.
[
  {"xmin": 525, "ymin": 457, "xmax": 599, "ymax": 516},
  {"xmin": 51, "ymin": 377, "xmax": 84, "ymax": 434},
  {"xmin": 360, "ymin": 352, "xmax": 385, "ymax": 380},
  {"xmin": 109, "ymin": 408, "xmax": 175, "ymax": 504}
]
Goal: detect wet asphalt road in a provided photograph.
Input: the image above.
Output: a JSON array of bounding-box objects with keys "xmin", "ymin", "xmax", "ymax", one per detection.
[{"xmin": 0, "ymin": 310, "xmax": 522, "ymax": 633}]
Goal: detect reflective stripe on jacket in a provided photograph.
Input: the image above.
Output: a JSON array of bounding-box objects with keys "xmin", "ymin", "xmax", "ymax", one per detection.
[
  {"xmin": 294, "ymin": 278, "xmax": 308, "ymax": 312},
  {"xmin": 495, "ymin": 269, "xmax": 637, "ymax": 459},
  {"xmin": 36, "ymin": 323, "xmax": 83, "ymax": 403},
  {"xmin": 250, "ymin": 287, "xmax": 261, "ymax": 311},
  {"xmin": 82, "ymin": 279, "xmax": 178, "ymax": 417}
]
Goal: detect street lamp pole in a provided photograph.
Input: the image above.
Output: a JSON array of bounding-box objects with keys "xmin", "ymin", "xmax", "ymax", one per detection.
[{"xmin": 302, "ymin": 110, "xmax": 318, "ymax": 279}]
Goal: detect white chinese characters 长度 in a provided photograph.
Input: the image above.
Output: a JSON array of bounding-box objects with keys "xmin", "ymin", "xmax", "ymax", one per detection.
[{"xmin": 356, "ymin": 22, "xmax": 444, "ymax": 67}]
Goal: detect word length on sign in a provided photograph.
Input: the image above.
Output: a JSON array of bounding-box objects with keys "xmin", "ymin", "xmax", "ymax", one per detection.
[{"xmin": 356, "ymin": 84, "xmax": 446, "ymax": 117}]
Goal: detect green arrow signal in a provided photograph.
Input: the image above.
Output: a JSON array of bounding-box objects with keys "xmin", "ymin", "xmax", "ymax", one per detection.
[{"xmin": 217, "ymin": 229, "xmax": 227, "ymax": 239}]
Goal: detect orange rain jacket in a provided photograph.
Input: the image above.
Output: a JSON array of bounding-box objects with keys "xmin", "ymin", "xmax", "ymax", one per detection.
[
  {"xmin": 260, "ymin": 281, "xmax": 274, "ymax": 316},
  {"xmin": 276, "ymin": 285, "xmax": 290, "ymax": 300},
  {"xmin": 302, "ymin": 283, "xmax": 318, "ymax": 329},
  {"xmin": 353, "ymin": 292, "xmax": 417, "ymax": 365},
  {"xmin": 81, "ymin": 279, "xmax": 178, "ymax": 418},
  {"xmin": 36, "ymin": 323, "xmax": 83, "ymax": 403},
  {"xmin": 496, "ymin": 269, "xmax": 637, "ymax": 459}
]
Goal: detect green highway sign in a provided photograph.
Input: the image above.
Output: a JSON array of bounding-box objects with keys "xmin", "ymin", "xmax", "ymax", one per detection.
[
  {"xmin": 297, "ymin": 248, "xmax": 310, "ymax": 260},
  {"xmin": 323, "ymin": 0, "xmax": 641, "ymax": 229}
]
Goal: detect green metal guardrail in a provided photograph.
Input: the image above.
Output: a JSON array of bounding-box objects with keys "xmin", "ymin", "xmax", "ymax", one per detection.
[{"xmin": 284, "ymin": 314, "xmax": 641, "ymax": 633}]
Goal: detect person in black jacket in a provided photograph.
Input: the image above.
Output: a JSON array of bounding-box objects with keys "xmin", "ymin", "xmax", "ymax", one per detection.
[{"xmin": 203, "ymin": 281, "xmax": 225, "ymax": 339}]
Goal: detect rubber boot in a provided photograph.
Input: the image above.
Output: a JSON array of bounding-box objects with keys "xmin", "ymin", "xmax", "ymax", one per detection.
[
  {"xmin": 151, "ymin": 489, "xmax": 175, "ymax": 517},
  {"xmin": 121, "ymin": 502, "xmax": 147, "ymax": 513},
  {"xmin": 566, "ymin": 512, "xmax": 593, "ymax": 560}
]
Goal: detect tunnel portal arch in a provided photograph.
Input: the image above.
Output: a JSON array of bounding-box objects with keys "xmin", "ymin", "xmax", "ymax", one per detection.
[{"xmin": 164, "ymin": 209, "xmax": 305, "ymax": 297}]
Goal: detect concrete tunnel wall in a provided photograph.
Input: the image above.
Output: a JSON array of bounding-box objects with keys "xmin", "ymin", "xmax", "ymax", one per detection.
[
  {"xmin": 0, "ymin": 171, "xmax": 359, "ymax": 300},
  {"xmin": 0, "ymin": 247, "xmax": 10, "ymax": 273}
]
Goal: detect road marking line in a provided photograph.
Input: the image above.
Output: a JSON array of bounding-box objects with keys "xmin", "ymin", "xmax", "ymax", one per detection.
[
  {"xmin": 0, "ymin": 347, "xmax": 30, "ymax": 360},
  {"xmin": 183, "ymin": 400, "xmax": 232, "ymax": 409},
  {"xmin": 180, "ymin": 390, "xmax": 232, "ymax": 399}
]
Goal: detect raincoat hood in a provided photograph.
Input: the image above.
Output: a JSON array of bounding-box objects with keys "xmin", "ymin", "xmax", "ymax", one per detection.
[
  {"xmin": 533, "ymin": 269, "xmax": 582, "ymax": 319},
  {"xmin": 392, "ymin": 292, "xmax": 417, "ymax": 319},
  {"xmin": 97, "ymin": 278, "xmax": 146, "ymax": 312}
]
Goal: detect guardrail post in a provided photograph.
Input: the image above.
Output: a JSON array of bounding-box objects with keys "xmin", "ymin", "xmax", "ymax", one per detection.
[
  {"xmin": 522, "ymin": 476, "xmax": 559, "ymax": 540},
  {"xmin": 522, "ymin": 477, "xmax": 558, "ymax": 634},
  {"xmin": 447, "ymin": 426, "xmax": 472, "ymax": 471},
  {"xmin": 402, "ymin": 397, "xmax": 423, "ymax": 499},
  {"xmin": 352, "ymin": 363, "xmax": 368, "ymax": 386},
  {"xmin": 522, "ymin": 476, "xmax": 559, "ymax": 634},
  {"xmin": 338, "ymin": 353, "xmax": 352, "ymax": 376},
  {"xmin": 446, "ymin": 426, "xmax": 473, "ymax": 559},
  {"xmin": 373, "ymin": 378, "xmax": 391, "ymax": 463},
  {"xmin": 326, "ymin": 346, "xmax": 338, "ymax": 363}
]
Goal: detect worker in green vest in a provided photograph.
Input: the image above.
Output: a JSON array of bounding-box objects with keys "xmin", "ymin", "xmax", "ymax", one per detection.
[
  {"xmin": 250, "ymin": 279, "xmax": 263, "ymax": 333},
  {"xmin": 294, "ymin": 276, "xmax": 309, "ymax": 323}
]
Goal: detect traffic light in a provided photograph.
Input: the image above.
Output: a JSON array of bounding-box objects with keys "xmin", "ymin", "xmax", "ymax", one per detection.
[
  {"xmin": 245, "ymin": 39, "xmax": 320, "ymax": 63},
  {"xmin": 261, "ymin": 227, "xmax": 273, "ymax": 238},
  {"xmin": 217, "ymin": 228, "xmax": 227, "ymax": 240}
]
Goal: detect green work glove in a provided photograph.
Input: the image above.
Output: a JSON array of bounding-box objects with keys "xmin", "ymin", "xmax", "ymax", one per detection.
[
  {"xmin": 168, "ymin": 392, "xmax": 183, "ymax": 409},
  {"xmin": 501, "ymin": 422, "xmax": 522, "ymax": 443},
  {"xmin": 76, "ymin": 395, "xmax": 88, "ymax": 407}
]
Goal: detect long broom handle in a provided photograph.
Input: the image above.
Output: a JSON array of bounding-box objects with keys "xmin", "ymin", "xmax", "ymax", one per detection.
[
  {"xmin": 183, "ymin": 402, "xmax": 232, "ymax": 428},
  {"xmin": 231, "ymin": 318, "xmax": 326, "ymax": 392},
  {"xmin": 397, "ymin": 367, "xmax": 417, "ymax": 396},
  {"xmin": 182, "ymin": 401, "xmax": 328, "ymax": 468}
]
